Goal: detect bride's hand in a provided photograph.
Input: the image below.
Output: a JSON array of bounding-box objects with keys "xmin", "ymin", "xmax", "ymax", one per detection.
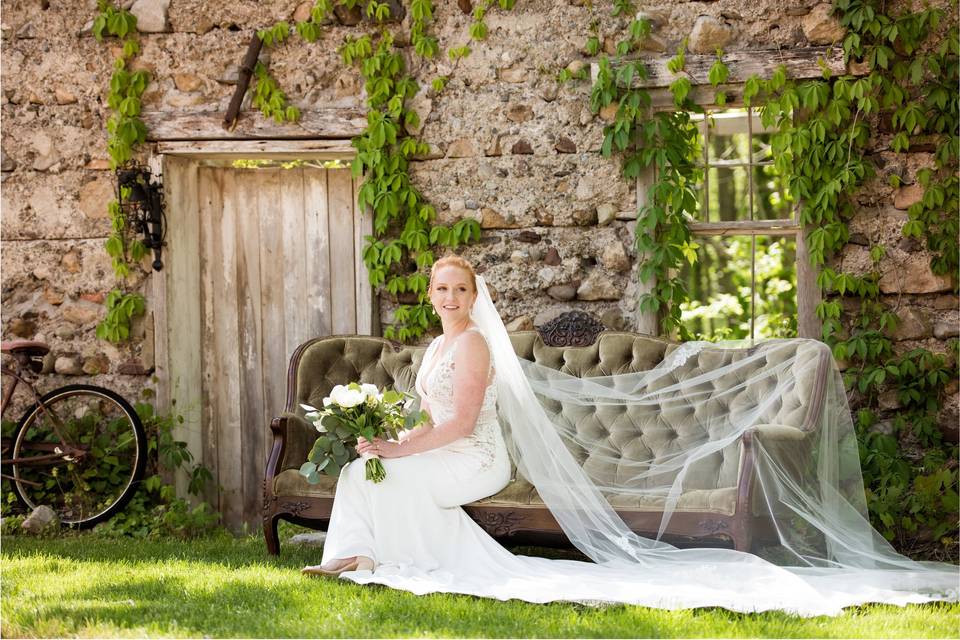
[
  {"xmin": 355, "ymin": 436, "xmax": 372, "ymax": 455},
  {"xmin": 357, "ymin": 437, "xmax": 403, "ymax": 458}
]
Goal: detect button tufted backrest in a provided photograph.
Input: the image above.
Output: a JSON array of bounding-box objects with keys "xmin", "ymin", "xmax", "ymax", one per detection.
[
  {"xmin": 281, "ymin": 336, "xmax": 425, "ymax": 470},
  {"xmin": 280, "ymin": 334, "xmax": 828, "ymax": 495},
  {"xmin": 520, "ymin": 337, "xmax": 830, "ymax": 493}
]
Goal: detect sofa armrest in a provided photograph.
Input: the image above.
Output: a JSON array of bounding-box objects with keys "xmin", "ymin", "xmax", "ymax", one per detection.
[
  {"xmin": 736, "ymin": 423, "xmax": 812, "ymax": 518},
  {"xmin": 270, "ymin": 412, "xmax": 316, "ymax": 475},
  {"xmin": 750, "ymin": 423, "xmax": 808, "ymax": 442}
]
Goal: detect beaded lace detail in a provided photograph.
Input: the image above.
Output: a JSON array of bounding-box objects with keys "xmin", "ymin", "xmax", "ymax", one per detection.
[{"xmin": 415, "ymin": 327, "xmax": 502, "ymax": 470}]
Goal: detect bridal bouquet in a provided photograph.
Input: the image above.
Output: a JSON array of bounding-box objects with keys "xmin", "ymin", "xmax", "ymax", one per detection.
[{"xmin": 298, "ymin": 383, "xmax": 427, "ymax": 483}]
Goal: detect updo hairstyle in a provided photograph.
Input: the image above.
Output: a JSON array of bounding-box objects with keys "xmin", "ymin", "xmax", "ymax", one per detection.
[{"xmin": 428, "ymin": 255, "xmax": 478, "ymax": 293}]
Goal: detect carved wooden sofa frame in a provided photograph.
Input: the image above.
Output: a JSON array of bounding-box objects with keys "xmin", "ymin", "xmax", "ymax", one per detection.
[{"xmin": 263, "ymin": 311, "xmax": 830, "ymax": 556}]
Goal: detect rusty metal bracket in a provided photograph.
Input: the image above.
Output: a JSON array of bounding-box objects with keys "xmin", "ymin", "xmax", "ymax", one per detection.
[{"xmin": 222, "ymin": 33, "xmax": 264, "ymax": 131}]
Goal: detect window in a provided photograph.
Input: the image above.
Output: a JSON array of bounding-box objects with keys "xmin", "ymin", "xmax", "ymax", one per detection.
[
  {"xmin": 680, "ymin": 235, "xmax": 798, "ymax": 340},
  {"xmin": 673, "ymin": 107, "xmax": 815, "ymax": 341},
  {"xmin": 593, "ymin": 54, "xmax": 834, "ymax": 340}
]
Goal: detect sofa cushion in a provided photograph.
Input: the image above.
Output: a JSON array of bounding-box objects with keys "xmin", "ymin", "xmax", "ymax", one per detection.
[
  {"xmin": 509, "ymin": 331, "xmax": 675, "ymax": 376},
  {"xmin": 519, "ymin": 339, "xmax": 826, "ymax": 496},
  {"xmin": 274, "ymin": 469, "xmax": 737, "ymax": 515},
  {"xmin": 275, "ymin": 468, "xmax": 339, "ymax": 497}
]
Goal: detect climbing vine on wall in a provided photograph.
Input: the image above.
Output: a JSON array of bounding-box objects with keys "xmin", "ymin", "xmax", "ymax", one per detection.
[
  {"xmin": 588, "ymin": 0, "xmax": 958, "ymax": 554},
  {"xmin": 93, "ymin": 0, "xmax": 148, "ymax": 342},
  {"xmin": 249, "ymin": 0, "xmax": 515, "ymax": 341},
  {"xmin": 825, "ymin": 0, "xmax": 957, "ymax": 551},
  {"xmin": 754, "ymin": 1, "xmax": 959, "ymax": 550},
  {"xmin": 591, "ymin": 24, "xmax": 703, "ymax": 340},
  {"xmin": 91, "ymin": 0, "xmax": 518, "ymax": 343}
]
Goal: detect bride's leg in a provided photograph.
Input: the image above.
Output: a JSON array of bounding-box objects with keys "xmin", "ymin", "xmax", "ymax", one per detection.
[
  {"xmin": 319, "ymin": 459, "xmax": 377, "ymax": 565},
  {"xmin": 357, "ymin": 452, "xmax": 493, "ymax": 569},
  {"xmin": 320, "ymin": 451, "xmax": 505, "ymax": 571}
]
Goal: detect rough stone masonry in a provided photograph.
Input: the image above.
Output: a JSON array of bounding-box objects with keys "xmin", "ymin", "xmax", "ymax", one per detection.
[{"xmin": 0, "ymin": 0, "xmax": 956, "ymax": 431}]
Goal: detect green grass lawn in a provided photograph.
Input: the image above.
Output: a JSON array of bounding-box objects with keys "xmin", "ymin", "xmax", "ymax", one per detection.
[{"xmin": 2, "ymin": 531, "xmax": 958, "ymax": 638}]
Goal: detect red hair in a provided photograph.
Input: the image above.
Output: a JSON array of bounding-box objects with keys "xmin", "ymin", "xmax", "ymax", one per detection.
[{"xmin": 429, "ymin": 255, "xmax": 478, "ymax": 293}]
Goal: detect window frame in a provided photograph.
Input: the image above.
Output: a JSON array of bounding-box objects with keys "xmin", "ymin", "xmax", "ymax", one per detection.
[
  {"xmin": 633, "ymin": 98, "xmax": 821, "ymax": 341},
  {"xmin": 591, "ymin": 47, "xmax": 849, "ymax": 341}
]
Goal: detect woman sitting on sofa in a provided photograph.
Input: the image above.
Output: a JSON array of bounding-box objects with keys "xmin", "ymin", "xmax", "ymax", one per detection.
[{"xmin": 301, "ymin": 255, "xmax": 957, "ymax": 616}]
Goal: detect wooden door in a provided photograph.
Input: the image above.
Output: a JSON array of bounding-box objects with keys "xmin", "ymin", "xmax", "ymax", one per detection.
[{"xmin": 157, "ymin": 159, "xmax": 374, "ymax": 531}]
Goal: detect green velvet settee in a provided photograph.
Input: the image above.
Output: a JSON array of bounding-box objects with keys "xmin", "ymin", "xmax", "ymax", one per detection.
[{"xmin": 263, "ymin": 312, "xmax": 830, "ymax": 556}]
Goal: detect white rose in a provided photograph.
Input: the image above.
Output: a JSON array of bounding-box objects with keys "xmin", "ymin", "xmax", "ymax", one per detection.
[
  {"xmin": 327, "ymin": 385, "xmax": 347, "ymax": 404},
  {"xmin": 342, "ymin": 389, "xmax": 366, "ymax": 407},
  {"xmin": 331, "ymin": 384, "xmax": 365, "ymax": 408},
  {"xmin": 327, "ymin": 385, "xmax": 346, "ymax": 405},
  {"xmin": 360, "ymin": 383, "xmax": 381, "ymax": 403}
]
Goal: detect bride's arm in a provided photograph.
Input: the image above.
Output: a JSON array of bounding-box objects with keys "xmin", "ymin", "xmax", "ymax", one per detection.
[{"xmin": 387, "ymin": 332, "xmax": 490, "ymax": 457}]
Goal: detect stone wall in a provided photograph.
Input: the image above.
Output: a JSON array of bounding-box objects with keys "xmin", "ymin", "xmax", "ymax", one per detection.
[{"xmin": 1, "ymin": 1, "xmax": 956, "ymax": 432}]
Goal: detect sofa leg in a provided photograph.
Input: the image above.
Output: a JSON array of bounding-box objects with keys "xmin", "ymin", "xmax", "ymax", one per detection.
[
  {"xmin": 264, "ymin": 513, "xmax": 281, "ymax": 556},
  {"xmin": 732, "ymin": 527, "xmax": 752, "ymax": 553}
]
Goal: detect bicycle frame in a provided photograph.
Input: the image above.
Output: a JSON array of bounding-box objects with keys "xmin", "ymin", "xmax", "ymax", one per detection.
[{"xmin": 1, "ymin": 358, "xmax": 85, "ymax": 473}]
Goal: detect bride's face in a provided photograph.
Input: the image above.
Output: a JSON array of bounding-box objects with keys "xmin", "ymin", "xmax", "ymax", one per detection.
[{"xmin": 430, "ymin": 266, "xmax": 477, "ymax": 324}]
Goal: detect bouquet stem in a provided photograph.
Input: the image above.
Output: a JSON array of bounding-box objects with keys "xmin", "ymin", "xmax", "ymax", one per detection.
[{"xmin": 365, "ymin": 457, "xmax": 386, "ymax": 483}]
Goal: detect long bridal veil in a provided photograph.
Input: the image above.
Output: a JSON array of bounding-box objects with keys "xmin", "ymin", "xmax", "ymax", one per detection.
[{"xmin": 471, "ymin": 275, "xmax": 958, "ymax": 612}]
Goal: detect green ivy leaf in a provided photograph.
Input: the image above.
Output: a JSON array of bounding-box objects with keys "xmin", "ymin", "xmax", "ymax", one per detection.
[
  {"xmin": 469, "ymin": 20, "xmax": 488, "ymax": 41},
  {"xmin": 707, "ymin": 53, "xmax": 729, "ymax": 86},
  {"xmin": 669, "ymin": 77, "xmax": 690, "ymax": 107}
]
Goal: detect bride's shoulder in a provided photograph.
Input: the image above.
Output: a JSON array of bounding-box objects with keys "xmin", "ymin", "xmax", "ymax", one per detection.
[{"xmin": 454, "ymin": 328, "xmax": 490, "ymax": 361}]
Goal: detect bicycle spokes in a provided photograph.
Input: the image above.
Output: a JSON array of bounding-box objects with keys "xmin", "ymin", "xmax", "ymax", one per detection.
[{"xmin": 11, "ymin": 388, "xmax": 144, "ymax": 526}]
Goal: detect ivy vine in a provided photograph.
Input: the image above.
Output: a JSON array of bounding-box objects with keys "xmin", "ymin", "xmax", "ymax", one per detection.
[
  {"xmin": 92, "ymin": 0, "xmax": 148, "ymax": 343},
  {"xmin": 755, "ymin": 1, "xmax": 958, "ymax": 548},
  {"xmin": 827, "ymin": 0, "xmax": 957, "ymax": 550},
  {"xmin": 246, "ymin": 0, "xmax": 515, "ymax": 341},
  {"xmin": 588, "ymin": 0, "xmax": 958, "ymax": 553},
  {"xmin": 591, "ymin": 23, "xmax": 702, "ymax": 340}
]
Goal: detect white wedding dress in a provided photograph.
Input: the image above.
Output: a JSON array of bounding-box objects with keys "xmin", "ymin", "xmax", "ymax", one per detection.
[{"xmin": 316, "ymin": 322, "xmax": 957, "ymax": 616}]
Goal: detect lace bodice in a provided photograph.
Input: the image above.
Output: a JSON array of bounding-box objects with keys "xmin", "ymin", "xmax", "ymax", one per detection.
[{"xmin": 414, "ymin": 327, "xmax": 502, "ymax": 469}]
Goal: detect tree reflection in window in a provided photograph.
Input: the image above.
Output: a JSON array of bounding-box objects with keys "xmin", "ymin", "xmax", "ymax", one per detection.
[{"xmin": 680, "ymin": 107, "xmax": 799, "ymax": 341}]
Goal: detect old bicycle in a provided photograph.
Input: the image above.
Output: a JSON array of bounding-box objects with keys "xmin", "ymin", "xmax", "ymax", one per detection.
[{"xmin": 1, "ymin": 339, "xmax": 146, "ymax": 527}]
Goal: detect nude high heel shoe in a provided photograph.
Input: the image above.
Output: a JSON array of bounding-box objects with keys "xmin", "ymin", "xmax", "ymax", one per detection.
[
  {"xmin": 301, "ymin": 555, "xmax": 376, "ymax": 577},
  {"xmin": 354, "ymin": 555, "xmax": 375, "ymax": 572},
  {"xmin": 301, "ymin": 556, "xmax": 360, "ymax": 577}
]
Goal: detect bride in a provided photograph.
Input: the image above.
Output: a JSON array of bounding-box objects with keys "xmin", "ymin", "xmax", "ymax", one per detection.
[{"xmin": 302, "ymin": 255, "xmax": 958, "ymax": 616}]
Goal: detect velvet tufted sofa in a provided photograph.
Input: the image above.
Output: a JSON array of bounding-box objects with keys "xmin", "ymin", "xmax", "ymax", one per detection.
[{"xmin": 263, "ymin": 313, "xmax": 831, "ymax": 555}]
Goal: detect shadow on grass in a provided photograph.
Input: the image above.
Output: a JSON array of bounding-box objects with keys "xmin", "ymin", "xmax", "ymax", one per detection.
[
  {"xmin": 2, "ymin": 533, "xmax": 318, "ymax": 568},
  {"xmin": 4, "ymin": 535, "xmax": 959, "ymax": 638},
  {"xmin": 39, "ymin": 578, "xmax": 286, "ymax": 635}
]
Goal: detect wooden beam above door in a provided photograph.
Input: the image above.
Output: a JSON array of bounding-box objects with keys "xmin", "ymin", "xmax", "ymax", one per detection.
[
  {"xmin": 590, "ymin": 46, "xmax": 849, "ymax": 90},
  {"xmin": 143, "ymin": 108, "xmax": 367, "ymax": 141},
  {"xmin": 157, "ymin": 139, "xmax": 356, "ymax": 159}
]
